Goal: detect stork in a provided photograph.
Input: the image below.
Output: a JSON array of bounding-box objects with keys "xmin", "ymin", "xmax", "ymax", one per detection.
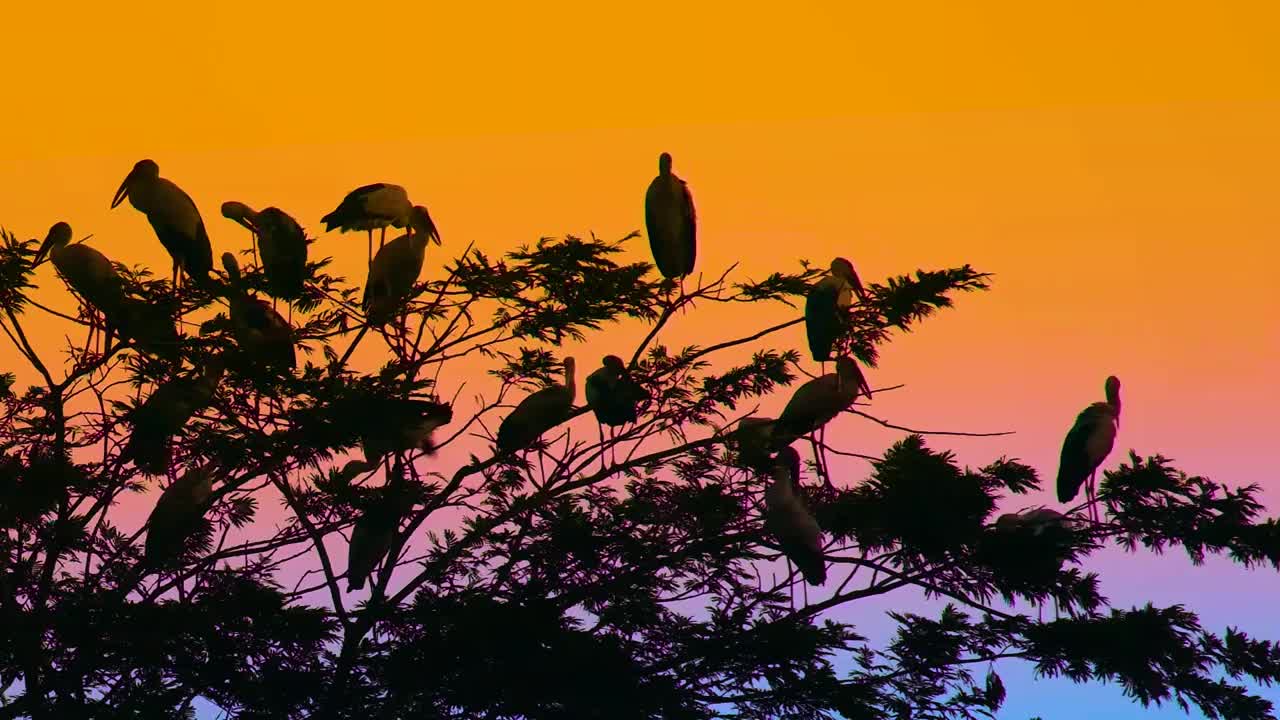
[
  {"xmin": 346, "ymin": 482, "xmax": 414, "ymax": 592},
  {"xmin": 321, "ymin": 183, "xmax": 418, "ymax": 265},
  {"xmin": 496, "ymin": 357, "xmax": 577, "ymax": 454},
  {"xmin": 805, "ymin": 257, "xmax": 865, "ymax": 367},
  {"xmin": 111, "ymin": 296, "xmax": 181, "ymax": 361},
  {"xmin": 764, "ymin": 446, "xmax": 826, "ymax": 602},
  {"xmin": 362, "ymin": 206, "xmax": 441, "ymax": 326},
  {"xmin": 123, "ymin": 359, "xmax": 224, "ymax": 475},
  {"xmin": 644, "ymin": 152, "xmax": 697, "ymax": 294},
  {"xmin": 221, "ymin": 253, "xmax": 295, "ymax": 375},
  {"xmin": 144, "ymin": 464, "xmax": 215, "ymax": 568},
  {"xmin": 111, "ymin": 159, "xmax": 214, "ymax": 294},
  {"xmin": 772, "ymin": 356, "xmax": 872, "ymax": 450},
  {"xmin": 733, "ymin": 415, "xmax": 777, "ymax": 473},
  {"xmin": 354, "ymin": 397, "xmax": 454, "ymax": 465},
  {"xmin": 33, "ymin": 222, "xmax": 126, "ymax": 352},
  {"xmin": 584, "ymin": 355, "xmax": 647, "ymax": 466},
  {"xmin": 1056, "ymin": 376, "xmax": 1121, "ymax": 523},
  {"xmin": 222, "ymin": 202, "xmax": 309, "ymax": 303}
]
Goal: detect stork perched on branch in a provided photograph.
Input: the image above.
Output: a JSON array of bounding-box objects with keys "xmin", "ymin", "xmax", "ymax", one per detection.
[
  {"xmin": 1057, "ymin": 375, "xmax": 1121, "ymax": 523},
  {"xmin": 111, "ymin": 159, "xmax": 213, "ymax": 293},
  {"xmin": 33, "ymin": 222, "xmax": 125, "ymax": 351},
  {"xmin": 362, "ymin": 206, "xmax": 441, "ymax": 326},
  {"xmin": 321, "ymin": 183, "xmax": 419, "ymax": 265},
  {"xmin": 496, "ymin": 358, "xmax": 577, "ymax": 454},
  {"xmin": 805, "ymin": 257, "xmax": 865, "ymax": 366},
  {"xmin": 222, "ymin": 202, "xmax": 309, "ymax": 303},
  {"xmin": 772, "ymin": 356, "xmax": 871, "ymax": 449},
  {"xmin": 644, "ymin": 152, "xmax": 697, "ymax": 292},
  {"xmin": 764, "ymin": 446, "xmax": 826, "ymax": 594},
  {"xmin": 144, "ymin": 465, "xmax": 216, "ymax": 568}
]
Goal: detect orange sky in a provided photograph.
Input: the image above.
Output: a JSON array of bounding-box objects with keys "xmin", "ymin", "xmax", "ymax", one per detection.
[
  {"xmin": 0, "ymin": 0, "xmax": 1276, "ymax": 487},
  {"xmin": 3, "ymin": 2, "xmax": 1280, "ymax": 714}
]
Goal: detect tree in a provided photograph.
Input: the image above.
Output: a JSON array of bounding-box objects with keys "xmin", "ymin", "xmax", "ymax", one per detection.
[{"xmin": 0, "ymin": 186, "xmax": 1278, "ymax": 720}]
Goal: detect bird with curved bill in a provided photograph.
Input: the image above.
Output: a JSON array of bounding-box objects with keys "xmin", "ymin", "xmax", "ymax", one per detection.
[
  {"xmin": 806, "ymin": 257, "xmax": 865, "ymax": 368},
  {"xmin": 322, "ymin": 183, "xmax": 422, "ymax": 266},
  {"xmin": 111, "ymin": 159, "xmax": 214, "ymax": 296},
  {"xmin": 764, "ymin": 446, "xmax": 826, "ymax": 608},
  {"xmin": 221, "ymin": 202, "xmax": 309, "ymax": 306},
  {"xmin": 771, "ymin": 356, "xmax": 872, "ymax": 462},
  {"xmin": 645, "ymin": 152, "xmax": 697, "ymax": 297},
  {"xmin": 1056, "ymin": 375, "xmax": 1121, "ymax": 524},
  {"xmin": 362, "ymin": 206, "xmax": 442, "ymax": 327},
  {"xmin": 33, "ymin": 222, "xmax": 126, "ymax": 354}
]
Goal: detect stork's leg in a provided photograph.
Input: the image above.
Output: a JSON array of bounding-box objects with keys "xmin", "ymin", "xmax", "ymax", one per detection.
[
  {"xmin": 251, "ymin": 233, "xmax": 259, "ymax": 268},
  {"xmin": 598, "ymin": 422, "xmax": 607, "ymax": 474},
  {"xmin": 802, "ymin": 579, "xmax": 810, "ymax": 607},
  {"xmin": 380, "ymin": 227, "xmax": 386, "ymax": 251},
  {"xmin": 786, "ymin": 559, "xmax": 795, "ymax": 611},
  {"xmin": 367, "ymin": 230, "xmax": 373, "ymax": 267}
]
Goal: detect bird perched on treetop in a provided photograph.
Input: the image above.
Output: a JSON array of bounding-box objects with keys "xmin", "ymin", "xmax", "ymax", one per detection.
[
  {"xmin": 1056, "ymin": 376, "xmax": 1121, "ymax": 523},
  {"xmin": 496, "ymin": 358, "xmax": 577, "ymax": 454},
  {"xmin": 644, "ymin": 152, "xmax": 697, "ymax": 288},
  {"xmin": 805, "ymin": 257, "xmax": 865, "ymax": 365}
]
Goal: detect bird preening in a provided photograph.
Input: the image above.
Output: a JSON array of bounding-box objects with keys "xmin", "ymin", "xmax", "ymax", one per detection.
[
  {"xmin": 362, "ymin": 205, "xmax": 442, "ymax": 327},
  {"xmin": 221, "ymin": 202, "xmax": 310, "ymax": 304},
  {"xmin": 1056, "ymin": 375, "xmax": 1122, "ymax": 523}
]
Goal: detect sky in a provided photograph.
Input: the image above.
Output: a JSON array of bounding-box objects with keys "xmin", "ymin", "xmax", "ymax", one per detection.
[{"xmin": 2, "ymin": 1, "xmax": 1280, "ymax": 716}]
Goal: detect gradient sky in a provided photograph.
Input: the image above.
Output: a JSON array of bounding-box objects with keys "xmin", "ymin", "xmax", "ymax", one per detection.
[{"xmin": 3, "ymin": 2, "xmax": 1279, "ymax": 717}]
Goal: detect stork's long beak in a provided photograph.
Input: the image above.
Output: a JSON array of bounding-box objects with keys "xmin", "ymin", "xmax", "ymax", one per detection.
[
  {"xmin": 110, "ymin": 170, "xmax": 134, "ymax": 209},
  {"xmin": 33, "ymin": 236, "xmax": 53, "ymax": 265}
]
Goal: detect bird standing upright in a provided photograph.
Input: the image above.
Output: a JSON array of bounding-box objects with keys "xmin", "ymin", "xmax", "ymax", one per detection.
[
  {"xmin": 346, "ymin": 487, "xmax": 410, "ymax": 592},
  {"xmin": 1056, "ymin": 376, "xmax": 1122, "ymax": 523},
  {"xmin": 362, "ymin": 206, "xmax": 441, "ymax": 326},
  {"xmin": 764, "ymin": 446, "xmax": 826, "ymax": 592},
  {"xmin": 110, "ymin": 160, "xmax": 214, "ymax": 293},
  {"xmin": 644, "ymin": 152, "xmax": 697, "ymax": 293},
  {"xmin": 321, "ymin": 183, "xmax": 417, "ymax": 266},
  {"xmin": 805, "ymin": 257, "xmax": 865, "ymax": 366},
  {"xmin": 496, "ymin": 358, "xmax": 577, "ymax": 454},
  {"xmin": 222, "ymin": 202, "xmax": 309, "ymax": 303}
]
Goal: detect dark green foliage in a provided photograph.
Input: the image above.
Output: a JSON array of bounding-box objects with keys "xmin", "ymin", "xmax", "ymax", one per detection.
[{"xmin": 0, "ymin": 214, "xmax": 1277, "ymax": 720}]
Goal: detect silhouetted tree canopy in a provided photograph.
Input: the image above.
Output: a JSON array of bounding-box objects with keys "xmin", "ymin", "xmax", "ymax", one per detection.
[{"xmin": 0, "ymin": 182, "xmax": 1278, "ymax": 720}]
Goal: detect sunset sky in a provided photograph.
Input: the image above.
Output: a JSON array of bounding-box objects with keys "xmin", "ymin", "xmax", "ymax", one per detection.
[{"xmin": 3, "ymin": 1, "xmax": 1279, "ymax": 716}]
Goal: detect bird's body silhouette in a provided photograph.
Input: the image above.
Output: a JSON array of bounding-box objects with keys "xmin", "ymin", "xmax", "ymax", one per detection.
[
  {"xmin": 222, "ymin": 253, "xmax": 295, "ymax": 374},
  {"xmin": 805, "ymin": 257, "xmax": 864, "ymax": 363},
  {"xmin": 322, "ymin": 183, "xmax": 416, "ymax": 264},
  {"xmin": 496, "ymin": 358, "xmax": 577, "ymax": 453},
  {"xmin": 354, "ymin": 397, "xmax": 454, "ymax": 464},
  {"xmin": 764, "ymin": 446, "xmax": 826, "ymax": 586},
  {"xmin": 644, "ymin": 152, "xmax": 697, "ymax": 284},
  {"xmin": 111, "ymin": 159, "xmax": 213, "ymax": 292},
  {"xmin": 1057, "ymin": 376, "xmax": 1121, "ymax": 522},
  {"xmin": 361, "ymin": 206, "xmax": 441, "ymax": 325},
  {"xmin": 34, "ymin": 222, "xmax": 126, "ymax": 315},
  {"xmin": 124, "ymin": 360, "xmax": 224, "ymax": 475},
  {"xmin": 222, "ymin": 202, "xmax": 309, "ymax": 301},
  {"xmin": 584, "ymin": 356, "xmax": 645, "ymax": 427},
  {"xmin": 112, "ymin": 297, "xmax": 181, "ymax": 360},
  {"xmin": 145, "ymin": 465, "xmax": 215, "ymax": 567},
  {"xmin": 734, "ymin": 415, "xmax": 777, "ymax": 473},
  {"xmin": 346, "ymin": 486, "xmax": 413, "ymax": 592},
  {"xmin": 773, "ymin": 356, "xmax": 871, "ymax": 447}
]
